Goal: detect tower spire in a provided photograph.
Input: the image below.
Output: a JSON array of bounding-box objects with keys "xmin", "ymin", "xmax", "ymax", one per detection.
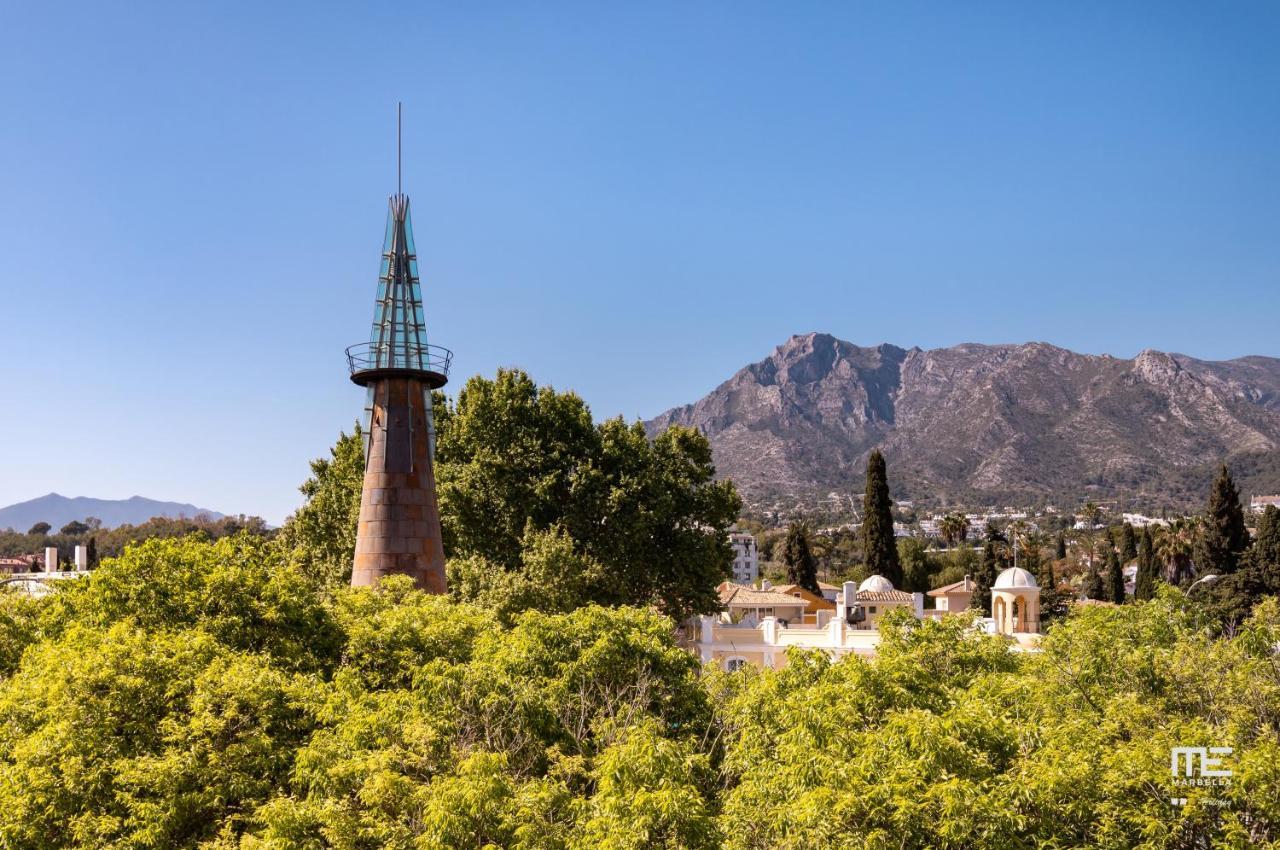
[{"xmin": 343, "ymin": 111, "xmax": 452, "ymax": 593}]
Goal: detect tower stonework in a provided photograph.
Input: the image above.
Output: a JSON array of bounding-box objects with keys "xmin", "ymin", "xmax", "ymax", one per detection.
[{"xmin": 347, "ymin": 193, "xmax": 451, "ymax": 592}]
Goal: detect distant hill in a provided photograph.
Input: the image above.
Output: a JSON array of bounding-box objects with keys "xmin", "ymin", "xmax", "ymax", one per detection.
[
  {"xmin": 0, "ymin": 493, "xmax": 225, "ymax": 531},
  {"xmin": 646, "ymin": 332, "xmax": 1280, "ymax": 514}
]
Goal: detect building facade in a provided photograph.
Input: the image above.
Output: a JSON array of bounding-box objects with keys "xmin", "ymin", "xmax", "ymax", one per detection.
[
  {"xmin": 728, "ymin": 532, "xmax": 759, "ymax": 584},
  {"xmin": 693, "ymin": 570, "xmax": 1040, "ymax": 671}
]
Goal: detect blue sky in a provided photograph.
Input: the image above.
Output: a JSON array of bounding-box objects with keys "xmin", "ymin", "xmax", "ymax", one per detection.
[{"xmin": 2, "ymin": 2, "xmax": 1277, "ymax": 524}]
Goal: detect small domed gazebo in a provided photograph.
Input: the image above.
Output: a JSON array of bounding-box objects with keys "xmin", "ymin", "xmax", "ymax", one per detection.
[{"xmin": 991, "ymin": 566, "xmax": 1040, "ymax": 635}]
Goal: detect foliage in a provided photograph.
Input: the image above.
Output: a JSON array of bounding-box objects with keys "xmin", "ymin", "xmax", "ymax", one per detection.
[
  {"xmin": 1, "ymin": 533, "xmax": 1279, "ymax": 847},
  {"xmin": 1197, "ymin": 463, "xmax": 1250, "ymax": 576},
  {"xmin": 897, "ymin": 537, "xmax": 933, "ymax": 594},
  {"xmin": 1135, "ymin": 525, "xmax": 1157, "ymax": 601},
  {"xmin": 781, "ymin": 522, "xmax": 819, "ymax": 594},
  {"xmin": 1256, "ymin": 505, "xmax": 1280, "ymax": 568},
  {"xmin": 970, "ymin": 522, "xmax": 1006, "ymax": 615},
  {"xmin": 0, "ymin": 513, "xmax": 272, "ymax": 566},
  {"xmin": 1119, "ymin": 521, "xmax": 1138, "ymax": 562},
  {"xmin": 284, "ymin": 370, "xmax": 740, "ymax": 620},
  {"xmin": 1105, "ymin": 545, "xmax": 1125, "ymax": 604},
  {"xmin": 938, "ymin": 512, "xmax": 970, "ymax": 548},
  {"xmin": 861, "ymin": 450, "xmax": 901, "ymax": 586}
]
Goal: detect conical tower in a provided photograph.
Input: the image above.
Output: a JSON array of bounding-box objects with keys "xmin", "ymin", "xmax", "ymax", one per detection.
[{"xmin": 346, "ymin": 192, "xmax": 451, "ymax": 592}]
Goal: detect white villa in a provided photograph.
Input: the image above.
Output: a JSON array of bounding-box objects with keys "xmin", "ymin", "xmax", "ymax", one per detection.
[{"xmin": 692, "ymin": 568, "xmax": 1042, "ymax": 671}]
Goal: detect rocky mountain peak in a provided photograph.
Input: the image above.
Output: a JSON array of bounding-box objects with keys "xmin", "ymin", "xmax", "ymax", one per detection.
[{"xmin": 646, "ymin": 334, "xmax": 1280, "ymax": 512}]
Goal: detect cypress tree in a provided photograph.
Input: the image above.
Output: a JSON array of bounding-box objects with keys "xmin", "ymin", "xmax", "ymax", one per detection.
[
  {"xmin": 861, "ymin": 450, "xmax": 901, "ymax": 586},
  {"xmin": 782, "ymin": 522, "xmax": 819, "ymax": 594},
  {"xmin": 1120, "ymin": 523, "xmax": 1138, "ymax": 563},
  {"xmin": 1106, "ymin": 546, "xmax": 1125, "ymax": 604},
  {"xmin": 86, "ymin": 536, "xmax": 98, "ymax": 569},
  {"xmin": 1084, "ymin": 562, "xmax": 1105, "ymax": 600},
  {"xmin": 1197, "ymin": 463, "xmax": 1249, "ymax": 575},
  {"xmin": 1253, "ymin": 505, "xmax": 1280, "ymax": 568},
  {"xmin": 1055, "ymin": 532, "xmax": 1067, "ymax": 561},
  {"xmin": 1134, "ymin": 526, "xmax": 1156, "ymax": 601}
]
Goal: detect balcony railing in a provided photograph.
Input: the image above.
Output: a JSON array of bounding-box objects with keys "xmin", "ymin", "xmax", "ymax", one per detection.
[{"xmin": 345, "ymin": 342, "xmax": 452, "ymax": 382}]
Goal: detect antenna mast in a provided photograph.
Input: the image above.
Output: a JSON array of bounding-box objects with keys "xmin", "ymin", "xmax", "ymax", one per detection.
[{"xmin": 397, "ymin": 101, "xmax": 402, "ymax": 196}]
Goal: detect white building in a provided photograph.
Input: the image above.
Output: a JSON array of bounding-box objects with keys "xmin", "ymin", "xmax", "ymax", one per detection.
[
  {"xmin": 691, "ymin": 571, "xmax": 1041, "ymax": 671},
  {"xmin": 1251, "ymin": 495, "xmax": 1280, "ymax": 513},
  {"xmin": 728, "ymin": 532, "xmax": 759, "ymax": 585}
]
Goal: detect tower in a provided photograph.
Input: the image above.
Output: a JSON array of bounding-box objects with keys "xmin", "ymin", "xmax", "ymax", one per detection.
[{"xmin": 346, "ymin": 185, "xmax": 451, "ymax": 592}]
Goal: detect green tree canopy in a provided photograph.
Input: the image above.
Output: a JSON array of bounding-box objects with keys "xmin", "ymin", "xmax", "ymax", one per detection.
[{"xmin": 283, "ymin": 369, "xmax": 741, "ymax": 621}]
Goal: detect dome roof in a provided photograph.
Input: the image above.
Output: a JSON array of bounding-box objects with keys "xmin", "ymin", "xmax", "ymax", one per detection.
[
  {"xmin": 993, "ymin": 566, "xmax": 1039, "ymax": 590},
  {"xmin": 858, "ymin": 574, "xmax": 895, "ymax": 593}
]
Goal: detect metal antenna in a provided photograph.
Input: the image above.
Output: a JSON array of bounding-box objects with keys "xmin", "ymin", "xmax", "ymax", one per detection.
[{"xmin": 397, "ymin": 101, "xmax": 402, "ymax": 196}]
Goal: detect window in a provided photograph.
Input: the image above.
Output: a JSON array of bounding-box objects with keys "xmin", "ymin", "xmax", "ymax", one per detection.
[
  {"xmin": 725, "ymin": 657, "xmax": 748, "ymax": 672},
  {"xmin": 869, "ymin": 606, "xmax": 877, "ymax": 614}
]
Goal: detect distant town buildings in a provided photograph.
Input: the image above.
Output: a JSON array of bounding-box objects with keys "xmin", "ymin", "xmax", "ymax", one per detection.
[
  {"xmin": 692, "ymin": 570, "xmax": 1041, "ymax": 671},
  {"xmin": 728, "ymin": 532, "xmax": 758, "ymax": 584},
  {"xmin": 1251, "ymin": 495, "xmax": 1280, "ymax": 513}
]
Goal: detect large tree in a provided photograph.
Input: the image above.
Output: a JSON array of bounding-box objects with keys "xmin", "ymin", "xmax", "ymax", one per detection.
[
  {"xmin": 1196, "ymin": 463, "xmax": 1249, "ymax": 575},
  {"xmin": 782, "ymin": 522, "xmax": 819, "ymax": 594},
  {"xmin": 285, "ymin": 369, "xmax": 741, "ymax": 620},
  {"xmin": 861, "ymin": 450, "xmax": 901, "ymax": 586}
]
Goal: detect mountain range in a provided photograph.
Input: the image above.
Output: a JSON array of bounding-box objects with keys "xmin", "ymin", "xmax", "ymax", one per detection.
[
  {"xmin": 0, "ymin": 493, "xmax": 225, "ymax": 532},
  {"xmin": 646, "ymin": 333, "xmax": 1280, "ymax": 514}
]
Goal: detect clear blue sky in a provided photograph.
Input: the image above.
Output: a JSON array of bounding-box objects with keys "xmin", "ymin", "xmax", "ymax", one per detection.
[{"xmin": 2, "ymin": 2, "xmax": 1278, "ymax": 524}]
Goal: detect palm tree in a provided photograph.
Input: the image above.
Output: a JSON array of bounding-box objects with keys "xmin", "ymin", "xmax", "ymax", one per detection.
[
  {"xmin": 1079, "ymin": 502, "xmax": 1105, "ymax": 572},
  {"xmin": 939, "ymin": 512, "xmax": 971, "ymax": 549},
  {"xmin": 1154, "ymin": 517, "xmax": 1201, "ymax": 586}
]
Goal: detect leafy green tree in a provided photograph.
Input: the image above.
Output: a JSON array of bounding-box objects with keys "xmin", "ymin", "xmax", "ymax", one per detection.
[
  {"xmin": 448, "ymin": 525, "xmax": 611, "ymax": 626},
  {"xmin": 1134, "ymin": 526, "xmax": 1157, "ymax": 601},
  {"xmin": 1105, "ymin": 545, "xmax": 1125, "ymax": 604},
  {"xmin": 572, "ymin": 720, "xmax": 720, "ymax": 850},
  {"xmin": 437, "ymin": 369, "xmax": 600, "ymax": 569},
  {"xmin": 277, "ymin": 425, "xmax": 365, "ymax": 586},
  {"xmin": 897, "ymin": 537, "xmax": 932, "ymax": 594},
  {"xmin": 782, "ymin": 522, "xmax": 819, "ymax": 593},
  {"xmin": 27, "ymin": 522, "xmax": 50, "ymax": 536},
  {"xmin": 860, "ymin": 450, "xmax": 900, "ymax": 586},
  {"xmin": 439, "ymin": 370, "xmax": 739, "ymax": 621},
  {"xmin": 1197, "ymin": 463, "xmax": 1249, "ymax": 575}
]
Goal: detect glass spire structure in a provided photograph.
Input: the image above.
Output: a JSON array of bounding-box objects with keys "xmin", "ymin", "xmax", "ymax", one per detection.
[
  {"xmin": 346, "ymin": 191, "xmax": 451, "ymax": 593},
  {"xmin": 347, "ymin": 194, "xmax": 451, "ymax": 457}
]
